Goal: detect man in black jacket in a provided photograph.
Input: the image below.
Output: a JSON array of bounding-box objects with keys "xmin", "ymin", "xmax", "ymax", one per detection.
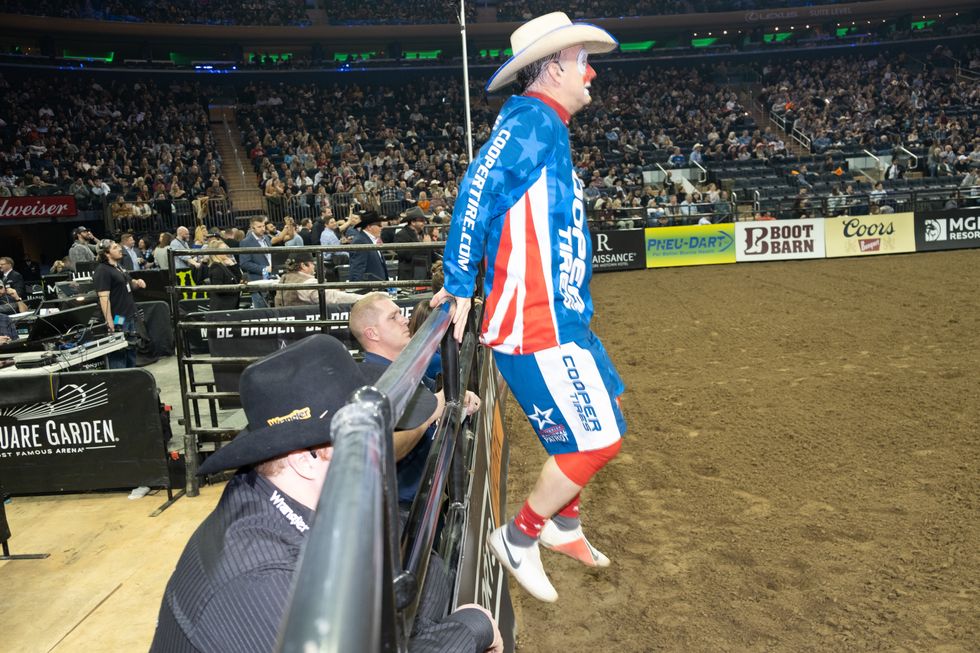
[
  {"xmin": 348, "ymin": 211, "xmax": 390, "ymax": 283},
  {"xmin": 0, "ymin": 257, "xmax": 24, "ymax": 297},
  {"xmin": 394, "ymin": 207, "xmax": 430, "ymax": 281},
  {"xmin": 150, "ymin": 335, "xmax": 501, "ymax": 653}
]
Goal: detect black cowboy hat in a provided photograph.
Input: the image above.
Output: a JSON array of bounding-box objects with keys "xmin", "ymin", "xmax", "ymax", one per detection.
[
  {"xmin": 400, "ymin": 206, "xmax": 427, "ymax": 224},
  {"xmin": 355, "ymin": 210, "xmax": 384, "ymax": 229},
  {"xmin": 198, "ymin": 334, "xmax": 434, "ymax": 475}
]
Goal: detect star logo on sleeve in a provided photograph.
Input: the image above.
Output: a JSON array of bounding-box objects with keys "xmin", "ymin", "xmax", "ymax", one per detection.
[
  {"xmin": 513, "ymin": 127, "xmax": 548, "ymax": 173},
  {"xmin": 529, "ymin": 404, "xmax": 556, "ymax": 430}
]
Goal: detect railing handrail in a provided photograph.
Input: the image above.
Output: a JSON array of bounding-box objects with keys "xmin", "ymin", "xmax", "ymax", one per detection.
[
  {"xmin": 277, "ymin": 301, "xmax": 453, "ymax": 653},
  {"xmin": 897, "ymin": 145, "xmax": 918, "ymax": 171},
  {"xmin": 692, "ymin": 158, "xmax": 708, "ymax": 183}
]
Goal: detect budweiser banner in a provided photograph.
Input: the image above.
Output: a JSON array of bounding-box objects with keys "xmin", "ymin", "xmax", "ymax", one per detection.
[{"xmin": 0, "ymin": 196, "xmax": 78, "ymax": 220}]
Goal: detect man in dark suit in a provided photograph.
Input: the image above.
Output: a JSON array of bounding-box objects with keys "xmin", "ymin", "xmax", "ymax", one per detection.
[
  {"xmin": 239, "ymin": 217, "xmax": 274, "ymax": 307},
  {"xmin": 0, "ymin": 257, "xmax": 25, "ymax": 297},
  {"xmin": 348, "ymin": 211, "xmax": 389, "ymax": 283},
  {"xmin": 118, "ymin": 233, "xmax": 144, "ymax": 271},
  {"xmin": 394, "ymin": 207, "xmax": 429, "ymax": 281}
]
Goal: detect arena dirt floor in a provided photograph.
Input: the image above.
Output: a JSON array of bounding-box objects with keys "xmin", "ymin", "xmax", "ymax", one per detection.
[
  {"xmin": 504, "ymin": 249, "xmax": 979, "ymax": 652},
  {"xmin": 1, "ymin": 249, "xmax": 977, "ymax": 652}
]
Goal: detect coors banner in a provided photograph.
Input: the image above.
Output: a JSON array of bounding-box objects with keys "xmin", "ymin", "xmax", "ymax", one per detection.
[
  {"xmin": 0, "ymin": 369, "xmax": 170, "ymax": 494},
  {"xmin": 0, "ymin": 196, "xmax": 78, "ymax": 220}
]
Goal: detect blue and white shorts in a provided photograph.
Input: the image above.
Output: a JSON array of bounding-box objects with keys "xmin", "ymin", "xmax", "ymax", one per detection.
[{"xmin": 493, "ymin": 332, "xmax": 626, "ymax": 455}]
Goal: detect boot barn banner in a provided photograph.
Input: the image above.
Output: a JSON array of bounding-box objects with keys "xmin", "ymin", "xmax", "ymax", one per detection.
[
  {"xmin": 0, "ymin": 196, "xmax": 78, "ymax": 220},
  {"xmin": 0, "ymin": 369, "xmax": 169, "ymax": 494},
  {"xmin": 206, "ymin": 298, "xmax": 423, "ymax": 407},
  {"xmin": 914, "ymin": 208, "xmax": 980, "ymax": 251},
  {"xmin": 735, "ymin": 218, "xmax": 826, "ymax": 262}
]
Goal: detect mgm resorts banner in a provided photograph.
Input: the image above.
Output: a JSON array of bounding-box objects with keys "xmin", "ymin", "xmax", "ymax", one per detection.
[
  {"xmin": 645, "ymin": 224, "xmax": 736, "ymax": 268},
  {"xmin": 735, "ymin": 218, "xmax": 826, "ymax": 262},
  {"xmin": 914, "ymin": 208, "xmax": 980, "ymax": 252},
  {"xmin": 0, "ymin": 369, "xmax": 169, "ymax": 494},
  {"xmin": 824, "ymin": 212, "xmax": 916, "ymax": 258},
  {"xmin": 208, "ymin": 298, "xmax": 423, "ymax": 407},
  {"xmin": 590, "ymin": 229, "xmax": 646, "ymax": 272}
]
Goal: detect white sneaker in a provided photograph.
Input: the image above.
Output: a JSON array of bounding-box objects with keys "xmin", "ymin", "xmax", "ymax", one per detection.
[
  {"xmin": 128, "ymin": 486, "xmax": 150, "ymax": 500},
  {"xmin": 488, "ymin": 526, "xmax": 558, "ymax": 602},
  {"xmin": 540, "ymin": 520, "xmax": 611, "ymax": 567}
]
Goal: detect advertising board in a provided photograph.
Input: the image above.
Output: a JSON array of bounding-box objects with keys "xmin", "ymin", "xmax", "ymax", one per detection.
[
  {"xmin": 824, "ymin": 213, "xmax": 916, "ymax": 258},
  {"xmin": 735, "ymin": 219, "xmax": 826, "ymax": 262},
  {"xmin": 644, "ymin": 224, "xmax": 736, "ymax": 268},
  {"xmin": 914, "ymin": 209, "xmax": 980, "ymax": 252},
  {"xmin": 0, "ymin": 369, "xmax": 169, "ymax": 493},
  {"xmin": 590, "ymin": 229, "xmax": 646, "ymax": 272}
]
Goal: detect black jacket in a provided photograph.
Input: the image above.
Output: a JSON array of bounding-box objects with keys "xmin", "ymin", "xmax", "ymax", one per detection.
[
  {"xmin": 348, "ymin": 230, "xmax": 389, "ymax": 282},
  {"xmin": 1, "ymin": 268, "xmax": 24, "ymax": 297},
  {"xmin": 150, "ymin": 470, "xmax": 493, "ymax": 653}
]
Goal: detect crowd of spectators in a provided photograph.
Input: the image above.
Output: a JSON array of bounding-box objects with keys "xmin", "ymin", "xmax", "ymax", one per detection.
[
  {"xmin": 0, "ymin": 0, "xmax": 309, "ymax": 26},
  {"xmin": 495, "ymin": 0, "xmax": 855, "ymax": 22},
  {"xmin": 0, "ymin": 0, "xmax": 897, "ymax": 26},
  {"xmin": 0, "ymin": 74, "xmax": 226, "ymax": 222},
  {"xmin": 324, "ymin": 0, "xmax": 474, "ymax": 26},
  {"xmin": 2, "ymin": 44, "xmax": 976, "ymax": 244},
  {"xmin": 759, "ymin": 50, "xmax": 979, "ymax": 167},
  {"xmin": 235, "ymin": 65, "xmax": 762, "ymax": 222},
  {"xmin": 237, "ymin": 78, "xmax": 500, "ymax": 221}
]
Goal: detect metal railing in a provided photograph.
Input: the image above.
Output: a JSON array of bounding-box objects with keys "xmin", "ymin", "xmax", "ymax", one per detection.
[
  {"xmin": 167, "ymin": 241, "xmax": 446, "ymax": 494},
  {"xmin": 859, "ymin": 149, "xmax": 884, "ymax": 182},
  {"xmin": 896, "ymin": 145, "xmax": 919, "ymax": 172},
  {"xmin": 747, "ymin": 186, "xmax": 979, "ymax": 221},
  {"xmin": 105, "ymin": 196, "xmax": 233, "ymax": 236},
  {"xmin": 277, "ymin": 302, "xmax": 456, "ymax": 653}
]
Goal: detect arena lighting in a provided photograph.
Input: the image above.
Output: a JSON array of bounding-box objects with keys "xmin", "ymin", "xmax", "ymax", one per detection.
[
  {"xmin": 619, "ymin": 41, "xmax": 655, "ymax": 52},
  {"xmin": 62, "ymin": 50, "xmax": 114, "ymax": 63},
  {"xmin": 691, "ymin": 37, "xmax": 718, "ymax": 47}
]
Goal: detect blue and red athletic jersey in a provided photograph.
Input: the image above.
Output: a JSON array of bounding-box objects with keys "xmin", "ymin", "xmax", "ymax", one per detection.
[{"xmin": 442, "ymin": 94, "xmax": 594, "ymax": 355}]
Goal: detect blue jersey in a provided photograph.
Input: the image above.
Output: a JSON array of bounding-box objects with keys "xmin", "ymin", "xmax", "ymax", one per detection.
[{"xmin": 443, "ymin": 94, "xmax": 594, "ymax": 355}]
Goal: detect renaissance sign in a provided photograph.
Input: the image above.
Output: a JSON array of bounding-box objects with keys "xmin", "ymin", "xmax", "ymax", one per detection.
[
  {"xmin": 590, "ymin": 230, "xmax": 645, "ymax": 272},
  {"xmin": 0, "ymin": 196, "xmax": 78, "ymax": 220}
]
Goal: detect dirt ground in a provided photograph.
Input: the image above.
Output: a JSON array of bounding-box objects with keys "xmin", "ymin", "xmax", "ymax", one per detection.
[{"xmin": 505, "ymin": 250, "xmax": 979, "ymax": 652}]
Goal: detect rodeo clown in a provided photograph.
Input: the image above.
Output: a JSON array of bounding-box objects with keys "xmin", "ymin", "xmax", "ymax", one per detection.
[{"xmin": 432, "ymin": 13, "xmax": 626, "ymax": 602}]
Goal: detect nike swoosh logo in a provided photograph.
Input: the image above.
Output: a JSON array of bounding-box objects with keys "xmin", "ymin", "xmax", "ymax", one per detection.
[{"xmin": 501, "ymin": 533, "xmax": 521, "ymax": 569}]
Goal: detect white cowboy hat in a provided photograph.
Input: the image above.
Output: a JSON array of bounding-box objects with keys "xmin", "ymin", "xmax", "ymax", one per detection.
[{"xmin": 486, "ymin": 12, "xmax": 618, "ymax": 93}]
